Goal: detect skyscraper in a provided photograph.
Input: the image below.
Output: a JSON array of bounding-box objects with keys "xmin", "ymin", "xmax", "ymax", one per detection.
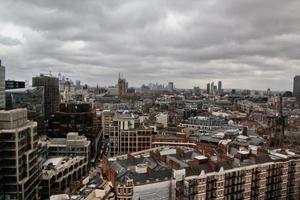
[
  {"xmin": 293, "ymin": 76, "xmax": 300, "ymax": 102},
  {"xmin": 206, "ymin": 83, "xmax": 210, "ymax": 94},
  {"xmin": 210, "ymin": 82, "xmax": 215, "ymax": 95},
  {"xmin": 218, "ymin": 81, "xmax": 222, "ymax": 93},
  {"xmin": 168, "ymin": 82, "xmax": 174, "ymax": 91},
  {"xmin": 32, "ymin": 74, "xmax": 59, "ymax": 119},
  {"xmin": 0, "ymin": 60, "xmax": 5, "ymax": 109}
]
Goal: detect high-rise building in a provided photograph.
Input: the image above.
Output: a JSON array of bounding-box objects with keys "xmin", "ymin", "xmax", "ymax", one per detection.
[
  {"xmin": 102, "ymin": 110, "xmax": 115, "ymax": 137},
  {"xmin": 293, "ymin": 76, "xmax": 300, "ymax": 102},
  {"xmin": 0, "ymin": 60, "xmax": 5, "ymax": 109},
  {"xmin": 75, "ymin": 80, "xmax": 81, "ymax": 87},
  {"xmin": 193, "ymin": 86, "xmax": 201, "ymax": 95},
  {"xmin": 267, "ymin": 88, "xmax": 271, "ymax": 97},
  {"xmin": 0, "ymin": 108, "xmax": 42, "ymax": 200},
  {"xmin": 168, "ymin": 82, "xmax": 174, "ymax": 91},
  {"xmin": 5, "ymin": 80, "xmax": 25, "ymax": 89},
  {"xmin": 32, "ymin": 74, "xmax": 59, "ymax": 119},
  {"xmin": 206, "ymin": 83, "xmax": 210, "ymax": 94},
  {"xmin": 218, "ymin": 81, "xmax": 222, "ymax": 93},
  {"xmin": 210, "ymin": 82, "xmax": 215, "ymax": 95},
  {"xmin": 58, "ymin": 72, "xmax": 65, "ymax": 92}
]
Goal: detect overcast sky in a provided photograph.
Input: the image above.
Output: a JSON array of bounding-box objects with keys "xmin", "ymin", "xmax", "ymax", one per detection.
[{"xmin": 0, "ymin": 0, "xmax": 299, "ymax": 90}]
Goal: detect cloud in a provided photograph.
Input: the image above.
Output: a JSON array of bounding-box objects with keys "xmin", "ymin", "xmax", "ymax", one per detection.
[{"xmin": 0, "ymin": 0, "xmax": 299, "ymax": 90}]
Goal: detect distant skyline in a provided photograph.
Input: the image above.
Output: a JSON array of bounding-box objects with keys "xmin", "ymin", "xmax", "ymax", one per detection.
[{"xmin": 0, "ymin": 0, "xmax": 299, "ymax": 91}]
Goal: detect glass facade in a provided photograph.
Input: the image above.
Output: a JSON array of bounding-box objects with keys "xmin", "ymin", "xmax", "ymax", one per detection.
[{"xmin": 5, "ymin": 87, "xmax": 44, "ymax": 133}]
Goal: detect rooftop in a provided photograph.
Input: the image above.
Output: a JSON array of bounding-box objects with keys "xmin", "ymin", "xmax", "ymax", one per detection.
[{"xmin": 104, "ymin": 146, "xmax": 300, "ymax": 186}]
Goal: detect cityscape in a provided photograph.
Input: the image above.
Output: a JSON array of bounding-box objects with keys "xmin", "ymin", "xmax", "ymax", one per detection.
[{"xmin": 1, "ymin": 1, "xmax": 300, "ymax": 200}]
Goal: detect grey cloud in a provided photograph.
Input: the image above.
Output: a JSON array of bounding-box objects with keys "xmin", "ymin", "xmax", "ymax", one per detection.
[
  {"xmin": 0, "ymin": 0, "xmax": 299, "ymax": 90},
  {"xmin": 0, "ymin": 35, "xmax": 22, "ymax": 46}
]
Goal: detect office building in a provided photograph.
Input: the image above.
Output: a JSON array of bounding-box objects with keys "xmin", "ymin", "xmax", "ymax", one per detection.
[
  {"xmin": 32, "ymin": 74, "xmax": 59, "ymax": 119},
  {"xmin": 47, "ymin": 132, "xmax": 91, "ymax": 161},
  {"xmin": 218, "ymin": 81, "xmax": 222, "ymax": 94},
  {"xmin": 102, "ymin": 110, "xmax": 115, "ymax": 137},
  {"xmin": 40, "ymin": 156, "xmax": 88, "ymax": 199},
  {"xmin": 75, "ymin": 80, "xmax": 81, "ymax": 88},
  {"xmin": 0, "ymin": 108, "xmax": 42, "ymax": 200},
  {"xmin": 193, "ymin": 86, "xmax": 201, "ymax": 95},
  {"xmin": 108, "ymin": 112, "xmax": 153, "ymax": 156},
  {"xmin": 293, "ymin": 76, "xmax": 300, "ymax": 102},
  {"xmin": 39, "ymin": 132, "xmax": 90, "ymax": 199},
  {"xmin": 5, "ymin": 87, "xmax": 44, "ymax": 133},
  {"xmin": 211, "ymin": 82, "xmax": 215, "ymax": 95},
  {"xmin": 58, "ymin": 72, "xmax": 65, "ymax": 92},
  {"xmin": 0, "ymin": 61, "xmax": 5, "ymax": 109},
  {"xmin": 46, "ymin": 103, "xmax": 100, "ymax": 159},
  {"xmin": 207, "ymin": 83, "xmax": 210, "ymax": 94},
  {"xmin": 5, "ymin": 80, "xmax": 25, "ymax": 89},
  {"xmin": 168, "ymin": 82, "xmax": 174, "ymax": 91}
]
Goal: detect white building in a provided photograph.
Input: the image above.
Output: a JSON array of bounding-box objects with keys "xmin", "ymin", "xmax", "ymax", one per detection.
[{"xmin": 156, "ymin": 113, "xmax": 168, "ymax": 128}]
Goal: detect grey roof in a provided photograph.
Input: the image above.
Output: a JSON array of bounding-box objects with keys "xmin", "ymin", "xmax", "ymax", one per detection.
[{"xmin": 186, "ymin": 163, "xmax": 213, "ymax": 176}]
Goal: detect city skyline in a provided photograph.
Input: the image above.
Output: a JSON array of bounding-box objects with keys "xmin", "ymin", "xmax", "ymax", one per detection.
[
  {"xmin": 0, "ymin": 0, "xmax": 300, "ymax": 90},
  {"xmin": 4, "ymin": 70, "xmax": 298, "ymax": 92},
  {"xmin": 2, "ymin": 1, "xmax": 300, "ymax": 200}
]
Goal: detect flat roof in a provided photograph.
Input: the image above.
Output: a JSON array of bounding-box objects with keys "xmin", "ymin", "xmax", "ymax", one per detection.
[
  {"xmin": 43, "ymin": 157, "xmax": 64, "ymax": 167},
  {"xmin": 5, "ymin": 86, "xmax": 38, "ymax": 93}
]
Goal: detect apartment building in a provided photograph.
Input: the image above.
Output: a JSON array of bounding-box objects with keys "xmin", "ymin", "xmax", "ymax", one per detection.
[
  {"xmin": 102, "ymin": 147, "xmax": 300, "ymax": 200},
  {"xmin": 181, "ymin": 150, "xmax": 300, "ymax": 200}
]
